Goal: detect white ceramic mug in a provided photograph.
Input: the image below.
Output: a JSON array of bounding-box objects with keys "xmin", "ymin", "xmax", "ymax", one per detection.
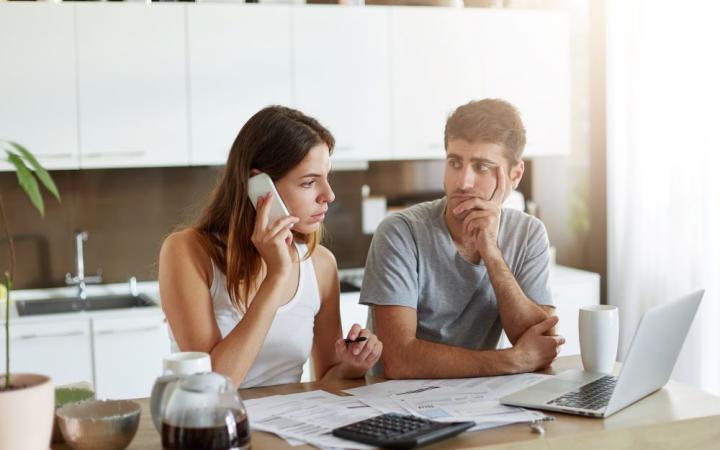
[
  {"xmin": 579, "ymin": 305, "xmax": 619, "ymax": 374},
  {"xmin": 162, "ymin": 352, "xmax": 212, "ymax": 377}
]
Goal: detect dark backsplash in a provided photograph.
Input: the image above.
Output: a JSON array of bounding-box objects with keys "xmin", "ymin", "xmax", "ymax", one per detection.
[
  {"xmin": 0, "ymin": 160, "xmax": 450, "ymax": 289},
  {"xmin": 1, "ymin": 166, "xmax": 219, "ymax": 289}
]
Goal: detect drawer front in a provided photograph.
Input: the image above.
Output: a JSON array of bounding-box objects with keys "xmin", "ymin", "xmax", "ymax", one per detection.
[
  {"xmin": 92, "ymin": 315, "xmax": 170, "ymax": 399},
  {"xmin": 3, "ymin": 319, "xmax": 93, "ymax": 386},
  {"xmin": 551, "ymin": 279, "xmax": 600, "ymax": 356}
]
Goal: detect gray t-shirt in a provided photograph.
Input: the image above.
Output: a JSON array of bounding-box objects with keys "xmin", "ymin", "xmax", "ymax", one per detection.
[{"xmin": 360, "ymin": 197, "xmax": 553, "ymax": 351}]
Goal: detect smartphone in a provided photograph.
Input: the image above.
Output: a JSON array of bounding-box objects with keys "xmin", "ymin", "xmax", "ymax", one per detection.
[{"xmin": 247, "ymin": 173, "xmax": 290, "ymax": 224}]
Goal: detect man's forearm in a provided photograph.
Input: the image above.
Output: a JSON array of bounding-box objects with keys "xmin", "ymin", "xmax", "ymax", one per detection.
[
  {"xmin": 382, "ymin": 337, "xmax": 521, "ymax": 379},
  {"xmin": 483, "ymin": 249, "xmax": 549, "ymax": 343}
]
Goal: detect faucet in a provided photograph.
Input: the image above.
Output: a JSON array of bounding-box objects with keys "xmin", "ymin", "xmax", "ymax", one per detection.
[{"xmin": 65, "ymin": 230, "xmax": 102, "ymax": 300}]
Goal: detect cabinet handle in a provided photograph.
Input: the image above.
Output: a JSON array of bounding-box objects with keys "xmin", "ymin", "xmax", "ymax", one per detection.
[
  {"xmin": 39, "ymin": 153, "xmax": 74, "ymax": 159},
  {"xmin": 96, "ymin": 326, "xmax": 159, "ymax": 336},
  {"xmin": 15, "ymin": 331, "xmax": 85, "ymax": 340},
  {"xmin": 83, "ymin": 150, "xmax": 147, "ymax": 158}
]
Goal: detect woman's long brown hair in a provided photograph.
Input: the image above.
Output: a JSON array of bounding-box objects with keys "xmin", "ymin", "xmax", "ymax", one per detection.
[{"xmin": 193, "ymin": 106, "xmax": 334, "ymax": 311}]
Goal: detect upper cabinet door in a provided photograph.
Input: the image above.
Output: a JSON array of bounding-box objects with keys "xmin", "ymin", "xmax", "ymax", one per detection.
[
  {"xmin": 0, "ymin": 4, "xmax": 79, "ymax": 170},
  {"xmin": 76, "ymin": 4, "xmax": 189, "ymax": 168},
  {"xmin": 390, "ymin": 7, "xmax": 467, "ymax": 161},
  {"xmin": 293, "ymin": 6, "xmax": 391, "ymax": 162},
  {"xmin": 188, "ymin": 4, "xmax": 293, "ymax": 166},
  {"xmin": 469, "ymin": 11, "xmax": 571, "ymax": 157}
]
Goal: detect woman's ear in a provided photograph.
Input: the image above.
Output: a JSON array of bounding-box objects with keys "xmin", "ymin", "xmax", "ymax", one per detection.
[{"xmin": 250, "ymin": 168, "xmax": 261, "ymax": 177}]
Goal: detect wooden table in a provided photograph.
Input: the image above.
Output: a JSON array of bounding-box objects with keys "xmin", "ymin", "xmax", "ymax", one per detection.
[{"xmin": 51, "ymin": 356, "xmax": 720, "ymax": 449}]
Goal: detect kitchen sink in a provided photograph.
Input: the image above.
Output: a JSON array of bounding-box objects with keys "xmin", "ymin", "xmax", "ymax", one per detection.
[{"xmin": 15, "ymin": 294, "xmax": 156, "ymax": 317}]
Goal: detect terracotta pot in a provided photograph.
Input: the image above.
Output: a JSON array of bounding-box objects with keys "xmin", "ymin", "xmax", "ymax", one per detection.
[{"xmin": 0, "ymin": 373, "xmax": 54, "ymax": 450}]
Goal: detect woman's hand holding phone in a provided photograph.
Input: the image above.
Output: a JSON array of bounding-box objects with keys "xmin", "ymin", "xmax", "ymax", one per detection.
[{"xmin": 251, "ymin": 191, "xmax": 299, "ymax": 280}]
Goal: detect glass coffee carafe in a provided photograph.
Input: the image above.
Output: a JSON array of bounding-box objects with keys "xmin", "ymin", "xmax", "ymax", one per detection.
[
  {"xmin": 151, "ymin": 352, "xmax": 213, "ymax": 433},
  {"xmin": 161, "ymin": 372, "xmax": 250, "ymax": 450}
]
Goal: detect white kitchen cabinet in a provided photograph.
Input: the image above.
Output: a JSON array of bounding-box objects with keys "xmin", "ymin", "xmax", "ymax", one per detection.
[
  {"xmin": 390, "ymin": 8, "xmax": 569, "ymax": 160},
  {"xmin": 0, "ymin": 3, "xmax": 80, "ymax": 171},
  {"xmin": 551, "ymin": 266, "xmax": 600, "ymax": 356},
  {"xmin": 293, "ymin": 6, "xmax": 391, "ymax": 162},
  {"xmin": 389, "ymin": 7, "xmax": 467, "ymax": 160},
  {"xmin": 92, "ymin": 314, "xmax": 169, "ymax": 399},
  {"xmin": 75, "ymin": 3, "xmax": 189, "ymax": 168},
  {"xmin": 1, "ymin": 4, "xmax": 570, "ymax": 170},
  {"xmin": 0, "ymin": 319, "xmax": 93, "ymax": 387},
  {"xmin": 497, "ymin": 266, "xmax": 599, "ymax": 356},
  {"xmin": 187, "ymin": 4, "xmax": 293, "ymax": 166},
  {"xmin": 468, "ymin": 10, "xmax": 570, "ymax": 157}
]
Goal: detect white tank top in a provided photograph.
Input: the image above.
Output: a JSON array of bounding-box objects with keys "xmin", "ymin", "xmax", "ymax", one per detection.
[{"xmin": 169, "ymin": 243, "xmax": 321, "ymax": 388}]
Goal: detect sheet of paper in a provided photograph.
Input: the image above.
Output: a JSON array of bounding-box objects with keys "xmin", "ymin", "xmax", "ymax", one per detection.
[
  {"xmin": 387, "ymin": 390, "xmax": 546, "ymax": 432},
  {"xmin": 246, "ymin": 390, "xmax": 339, "ymax": 424},
  {"xmin": 343, "ymin": 373, "xmax": 550, "ymax": 400},
  {"xmin": 253, "ymin": 415, "xmax": 375, "ymax": 449},
  {"xmin": 391, "ymin": 392, "xmax": 518, "ymax": 420},
  {"xmin": 356, "ymin": 394, "xmax": 412, "ymax": 415},
  {"xmin": 343, "ymin": 379, "xmax": 438, "ymax": 397},
  {"xmin": 343, "ymin": 374, "xmax": 551, "ymax": 435},
  {"xmin": 427, "ymin": 373, "xmax": 551, "ymax": 397},
  {"xmin": 247, "ymin": 390, "xmax": 380, "ymax": 450}
]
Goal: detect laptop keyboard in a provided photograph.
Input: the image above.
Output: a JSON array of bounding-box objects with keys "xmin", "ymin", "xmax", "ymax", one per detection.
[{"xmin": 547, "ymin": 375, "xmax": 617, "ymax": 411}]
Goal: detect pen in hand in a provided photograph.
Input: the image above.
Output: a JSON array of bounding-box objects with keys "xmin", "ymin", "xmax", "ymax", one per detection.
[{"xmin": 344, "ymin": 336, "xmax": 367, "ymax": 344}]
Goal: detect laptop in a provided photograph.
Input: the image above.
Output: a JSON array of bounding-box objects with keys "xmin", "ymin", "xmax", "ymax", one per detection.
[{"xmin": 501, "ymin": 289, "xmax": 704, "ymax": 418}]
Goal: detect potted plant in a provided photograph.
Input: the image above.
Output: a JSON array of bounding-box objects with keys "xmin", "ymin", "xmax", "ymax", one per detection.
[{"xmin": 0, "ymin": 140, "xmax": 61, "ymax": 450}]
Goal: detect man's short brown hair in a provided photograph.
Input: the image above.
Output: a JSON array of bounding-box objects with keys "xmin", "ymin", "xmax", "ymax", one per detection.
[{"xmin": 444, "ymin": 99, "xmax": 526, "ymax": 164}]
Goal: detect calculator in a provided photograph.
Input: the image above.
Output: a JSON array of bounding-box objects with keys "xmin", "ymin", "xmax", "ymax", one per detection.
[{"xmin": 331, "ymin": 413, "xmax": 475, "ymax": 449}]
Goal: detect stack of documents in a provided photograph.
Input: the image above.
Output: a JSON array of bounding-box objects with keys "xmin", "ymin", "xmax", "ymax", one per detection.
[
  {"xmin": 246, "ymin": 390, "xmax": 379, "ymax": 449},
  {"xmin": 245, "ymin": 373, "xmax": 551, "ymax": 449},
  {"xmin": 344, "ymin": 373, "xmax": 550, "ymax": 431}
]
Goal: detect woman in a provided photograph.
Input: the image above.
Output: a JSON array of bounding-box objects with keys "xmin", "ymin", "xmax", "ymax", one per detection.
[{"xmin": 159, "ymin": 106, "xmax": 382, "ymax": 388}]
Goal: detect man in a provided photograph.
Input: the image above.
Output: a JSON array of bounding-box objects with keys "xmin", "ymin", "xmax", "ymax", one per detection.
[{"xmin": 359, "ymin": 99, "xmax": 564, "ymax": 379}]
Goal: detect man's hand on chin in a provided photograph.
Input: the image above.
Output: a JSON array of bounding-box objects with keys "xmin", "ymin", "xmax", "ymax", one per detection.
[{"xmin": 455, "ymin": 166, "xmax": 507, "ymax": 260}]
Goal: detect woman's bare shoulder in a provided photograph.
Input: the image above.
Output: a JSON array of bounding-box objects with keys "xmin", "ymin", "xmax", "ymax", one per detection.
[
  {"xmin": 311, "ymin": 244, "xmax": 338, "ymax": 300},
  {"xmin": 163, "ymin": 228, "xmax": 203, "ymax": 252},
  {"xmin": 160, "ymin": 228, "xmax": 213, "ymax": 285},
  {"xmin": 311, "ymin": 244, "xmax": 337, "ymax": 272}
]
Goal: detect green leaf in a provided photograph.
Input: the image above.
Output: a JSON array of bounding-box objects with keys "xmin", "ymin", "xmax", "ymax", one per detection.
[
  {"xmin": 9, "ymin": 142, "xmax": 60, "ymax": 202},
  {"xmin": 6, "ymin": 152, "xmax": 45, "ymax": 217}
]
